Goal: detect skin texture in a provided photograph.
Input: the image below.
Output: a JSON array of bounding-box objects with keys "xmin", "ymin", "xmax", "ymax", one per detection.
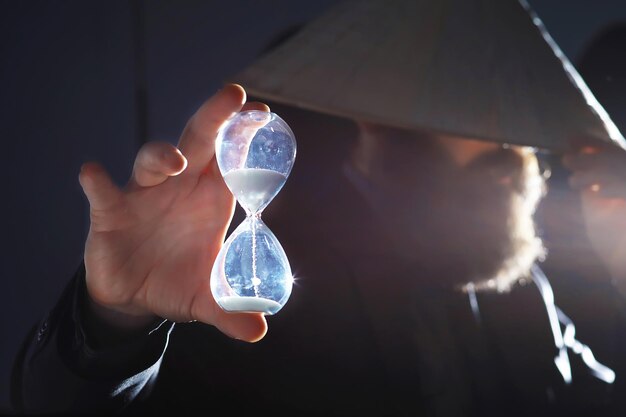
[
  {"xmin": 78, "ymin": 84, "xmax": 268, "ymax": 343},
  {"xmin": 351, "ymin": 122, "xmax": 546, "ymax": 291}
]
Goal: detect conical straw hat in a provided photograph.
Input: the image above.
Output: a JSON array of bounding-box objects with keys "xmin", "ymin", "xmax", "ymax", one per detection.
[{"xmin": 231, "ymin": 0, "xmax": 625, "ymax": 152}]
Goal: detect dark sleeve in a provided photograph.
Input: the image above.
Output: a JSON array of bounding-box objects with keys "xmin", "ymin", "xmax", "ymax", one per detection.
[{"xmin": 10, "ymin": 262, "xmax": 175, "ymax": 414}]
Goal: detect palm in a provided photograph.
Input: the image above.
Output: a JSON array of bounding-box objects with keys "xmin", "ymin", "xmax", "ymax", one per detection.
[
  {"xmin": 78, "ymin": 85, "xmax": 268, "ymax": 342},
  {"xmin": 85, "ymin": 162, "xmax": 234, "ymax": 322}
]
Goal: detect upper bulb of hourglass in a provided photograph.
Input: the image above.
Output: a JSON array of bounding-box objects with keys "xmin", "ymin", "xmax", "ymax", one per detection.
[{"xmin": 215, "ymin": 110, "xmax": 296, "ymax": 215}]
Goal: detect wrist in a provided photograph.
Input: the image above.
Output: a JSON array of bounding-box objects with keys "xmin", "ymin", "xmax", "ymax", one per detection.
[
  {"xmin": 86, "ymin": 293, "xmax": 158, "ymax": 331},
  {"xmin": 82, "ymin": 289, "xmax": 162, "ymax": 349}
]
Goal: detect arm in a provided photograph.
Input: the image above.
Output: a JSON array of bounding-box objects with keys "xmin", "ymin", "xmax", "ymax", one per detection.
[
  {"xmin": 12, "ymin": 262, "xmax": 174, "ymax": 414},
  {"xmin": 12, "ymin": 84, "xmax": 269, "ymax": 414}
]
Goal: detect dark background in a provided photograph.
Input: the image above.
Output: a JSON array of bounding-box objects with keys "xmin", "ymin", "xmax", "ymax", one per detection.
[{"xmin": 1, "ymin": 0, "xmax": 625, "ymax": 412}]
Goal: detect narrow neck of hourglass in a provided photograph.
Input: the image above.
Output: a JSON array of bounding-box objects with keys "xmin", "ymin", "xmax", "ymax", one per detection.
[
  {"xmin": 242, "ymin": 212, "xmax": 264, "ymax": 233},
  {"xmin": 243, "ymin": 208, "xmax": 264, "ymax": 219}
]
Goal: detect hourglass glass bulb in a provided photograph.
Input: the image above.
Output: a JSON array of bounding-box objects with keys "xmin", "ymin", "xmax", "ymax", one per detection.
[
  {"xmin": 216, "ymin": 110, "xmax": 296, "ymax": 215},
  {"xmin": 211, "ymin": 110, "xmax": 297, "ymax": 315},
  {"xmin": 211, "ymin": 216, "xmax": 293, "ymax": 315}
]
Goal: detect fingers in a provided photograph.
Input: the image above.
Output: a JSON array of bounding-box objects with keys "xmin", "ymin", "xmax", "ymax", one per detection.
[
  {"xmin": 241, "ymin": 101, "xmax": 270, "ymax": 112},
  {"xmin": 79, "ymin": 162, "xmax": 124, "ymax": 212},
  {"xmin": 129, "ymin": 101, "xmax": 270, "ymax": 187},
  {"xmin": 130, "ymin": 141, "xmax": 188, "ymax": 187},
  {"xmin": 222, "ymin": 103, "xmax": 273, "ymax": 170},
  {"xmin": 200, "ymin": 101, "xmax": 271, "ymax": 179},
  {"xmin": 214, "ymin": 310, "xmax": 268, "ymax": 343},
  {"xmin": 192, "ymin": 291, "xmax": 268, "ymax": 342},
  {"xmin": 177, "ymin": 84, "xmax": 247, "ymax": 174}
]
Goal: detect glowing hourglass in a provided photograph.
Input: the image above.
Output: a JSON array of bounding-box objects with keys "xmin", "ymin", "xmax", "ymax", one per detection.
[{"xmin": 210, "ymin": 110, "xmax": 296, "ymax": 315}]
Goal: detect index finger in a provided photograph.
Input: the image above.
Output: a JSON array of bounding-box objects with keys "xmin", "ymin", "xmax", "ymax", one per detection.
[{"xmin": 177, "ymin": 84, "xmax": 247, "ymax": 174}]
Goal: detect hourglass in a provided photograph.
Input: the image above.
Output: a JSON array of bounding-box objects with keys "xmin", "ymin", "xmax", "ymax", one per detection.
[{"xmin": 210, "ymin": 110, "xmax": 297, "ymax": 315}]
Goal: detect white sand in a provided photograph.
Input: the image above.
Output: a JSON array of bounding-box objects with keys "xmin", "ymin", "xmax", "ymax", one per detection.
[
  {"xmin": 218, "ymin": 296, "xmax": 283, "ymax": 315},
  {"xmin": 223, "ymin": 168, "xmax": 286, "ymax": 213}
]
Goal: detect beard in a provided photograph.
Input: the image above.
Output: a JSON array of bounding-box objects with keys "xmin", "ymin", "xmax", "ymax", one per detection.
[{"xmin": 376, "ymin": 142, "xmax": 547, "ymax": 291}]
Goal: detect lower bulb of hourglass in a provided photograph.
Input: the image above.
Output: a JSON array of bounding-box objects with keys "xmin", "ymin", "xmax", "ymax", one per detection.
[{"xmin": 210, "ymin": 216, "xmax": 293, "ymax": 315}]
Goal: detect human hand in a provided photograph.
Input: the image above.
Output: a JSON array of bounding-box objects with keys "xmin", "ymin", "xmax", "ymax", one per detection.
[
  {"xmin": 562, "ymin": 137, "xmax": 626, "ymax": 285},
  {"xmin": 78, "ymin": 84, "xmax": 268, "ymax": 342}
]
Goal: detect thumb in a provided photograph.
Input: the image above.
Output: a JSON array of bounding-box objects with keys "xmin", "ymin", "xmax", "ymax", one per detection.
[{"xmin": 191, "ymin": 286, "xmax": 268, "ymax": 342}]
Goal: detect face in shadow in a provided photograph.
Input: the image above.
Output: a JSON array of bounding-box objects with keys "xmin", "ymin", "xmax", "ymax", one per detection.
[{"xmin": 351, "ymin": 122, "xmax": 547, "ymax": 290}]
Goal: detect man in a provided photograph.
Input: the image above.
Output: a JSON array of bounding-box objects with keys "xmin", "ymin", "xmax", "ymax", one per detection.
[{"xmin": 11, "ymin": 0, "xmax": 626, "ymax": 416}]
